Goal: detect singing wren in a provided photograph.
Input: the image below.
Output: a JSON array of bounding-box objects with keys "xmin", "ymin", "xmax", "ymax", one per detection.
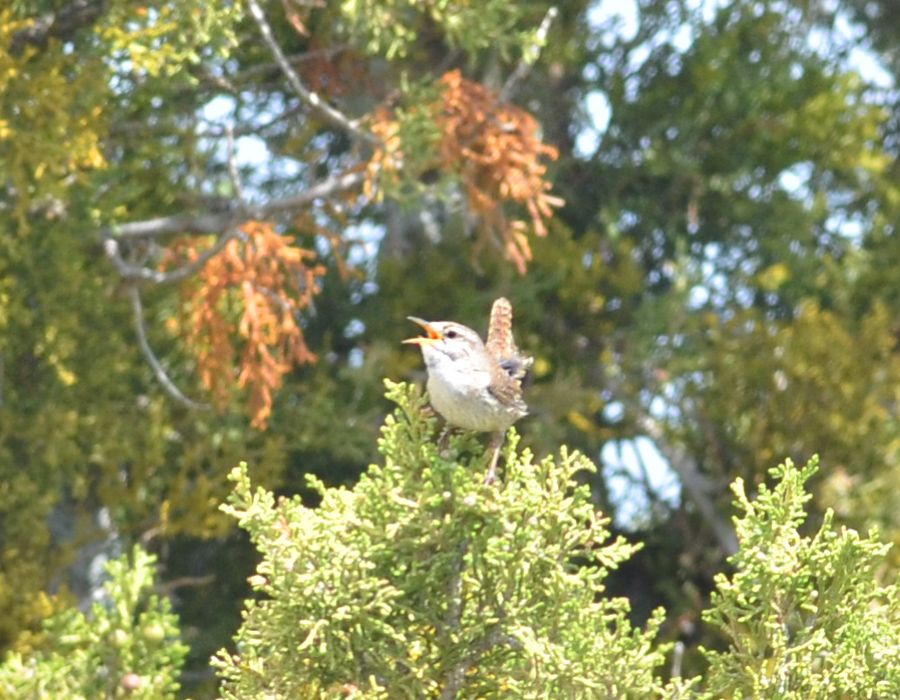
[{"xmin": 404, "ymin": 298, "xmax": 531, "ymax": 482}]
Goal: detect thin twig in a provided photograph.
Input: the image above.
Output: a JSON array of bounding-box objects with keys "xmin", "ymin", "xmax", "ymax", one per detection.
[
  {"xmin": 102, "ymin": 170, "xmax": 366, "ymax": 240},
  {"xmin": 446, "ymin": 541, "xmax": 467, "ymax": 629},
  {"xmin": 631, "ymin": 437, "xmax": 664, "ymax": 510},
  {"xmin": 225, "ymin": 123, "xmax": 246, "ymax": 201},
  {"xmin": 207, "ymin": 103, "xmax": 304, "ymax": 137},
  {"xmin": 229, "ymin": 45, "xmax": 353, "ymax": 83},
  {"xmin": 500, "ymin": 7, "xmax": 558, "ymax": 102},
  {"xmin": 104, "ymin": 229, "xmax": 239, "ymax": 285},
  {"xmin": 111, "ymin": 103, "xmax": 306, "ymax": 139},
  {"xmin": 246, "ymin": 0, "xmax": 377, "ymax": 144},
  {"xmin": 440, "ymin": 626, "xmax": 522, "ymax": 699},
  {"xmin": 128, "ymin": 285, "xmax": 209, "ymax": 411},
  {"xmin": 671, "ymin": 640, "xmax": 685, "ymax": 678},
  {"xmin": 155, "ymin": 574, "xmax": 217, "ymax": 596}
]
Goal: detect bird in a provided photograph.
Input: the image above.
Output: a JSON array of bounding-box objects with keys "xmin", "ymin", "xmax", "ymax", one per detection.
[{"xmin": 403, "ymin": 297, "xmax": 531, "ymax": 482}]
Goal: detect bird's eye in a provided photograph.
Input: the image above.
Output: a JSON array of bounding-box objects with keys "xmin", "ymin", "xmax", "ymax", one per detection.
[{"xmin": 445, "ymin": 329, "xmax": 458, "ymax": 339}]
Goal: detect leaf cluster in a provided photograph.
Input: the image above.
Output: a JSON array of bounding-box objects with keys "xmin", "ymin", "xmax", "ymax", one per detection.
[
  {"xmin": 2, "ymin": 383, "xmax": 899, "ymax": 699},
  {"xmin": 368, "ymin": 70, "xmax": 563, "ymax": 272},
  {"xmin": 211, "ymin": 384, "xmax": 900, "ymax": 698},
  {"xmin": 702, "ymin": 457, "xmax": 900, "ymax": 698},
  {"xmin": 214, "ymin": 381, "xmax": 668, "ymax": 698},
  {"xmin": 0, "ymin": 547, "xmax": 187, "ymax": 699},
  {"xmin": 165, "ymin": 220, "xmax": 325, "ymax": 428},
  {"xmin": 339, "ymin": 0, "xmax": 544, "ymax": 60}
]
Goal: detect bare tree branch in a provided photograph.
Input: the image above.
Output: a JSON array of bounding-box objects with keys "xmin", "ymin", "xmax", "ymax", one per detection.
[
  {"xmin": 500, "ymin": 6, "xmax": 559, "ymax": 102},
  {"xmin": 128, "ymin": 285, "xmax": 209, "ymax": 411},
  {"xmin": 438, "ymin": 538, "xmax": 523, "ymax": 699},
  {"xmin": 102, "ymin": 170, "xmax": 366, "ymax": 241},
  {"xmin": 107, "ymin": 162, "xmax": 365, "ymax": 399},
  {"xmin": 155, "ymin": 574, "xmax": 216, "ymax": 596},
  {"xmin": 638, "ymin": 414, "xmax": 739, "ymax": 556},
  {"xmin": 246, "ymin": 0, "xmax": 378, "ymax": 145},
  {"xmin": 104, "ymin": 230, "xmax": 239, "ymax": 285},
  {"xmin": 10, "ymin": 0, "xmax": 107, "ymax": 56}
]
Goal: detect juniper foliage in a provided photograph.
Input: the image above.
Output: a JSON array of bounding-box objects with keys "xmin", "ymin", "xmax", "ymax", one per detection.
[
  {"xmin": 0, "ymin": 547, "xmax": 187, "ymax": 699},
  {"xmin": 701, "ymin": 457, "xmax": 900, "ymax": 699},
  {"xmin": 214, "ymin": 380, "xmax": 669, "ymax": 698}
]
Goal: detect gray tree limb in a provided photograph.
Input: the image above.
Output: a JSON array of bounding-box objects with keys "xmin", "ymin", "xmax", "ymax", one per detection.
[
  {"xmin": 128, "ymin": 285, "xmax": 209, "ymax": 411},
  {"xmin": 500, "ymin": 7, "xmax": 559, "ymax": 102},
  {"xmin": 637, "ymin": 414, "xmax": 739, "ymax": 556},
  {"xmin": 101, "ymin": 170, "xmax": 366, "ymax": 241},
  {"xmin": 246, "ymin": 0, "xmax": 378, "ymax": 145}
]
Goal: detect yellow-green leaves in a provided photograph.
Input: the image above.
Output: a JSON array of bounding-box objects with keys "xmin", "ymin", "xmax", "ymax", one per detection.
[
  {"xmin": 340, "ymin": 0, "xmax": 536, "ymax": 60},
  {"xmin": 0, "ymin": 547, "xmax": 187, "ymax": 699},
  {"xmin": 215, "ymin": 381, "xmax": 668, "ymax": 698},
  {"xmin": 702, "ymin": 458, "xmax": 900, "ymax": 699}
]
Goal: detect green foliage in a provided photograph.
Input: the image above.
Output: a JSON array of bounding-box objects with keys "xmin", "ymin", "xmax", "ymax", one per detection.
[
  {"xmin": 98, "ymin": 2, "xmax": 241, "ymax": 79},
  {"xmin": 0, "ymin": 546, "xmax": 187, "ymax": 699},
  {"xmin": 340, "ymin": 0, "xmax": 543, "ymax": 60},
  {"xmin": 701, "ymin": 457, "xmax": 900, "ymax": 699},
  {"xmin": 646, "ymin": 299, "xmax": 900, "ymax": 544},
  {"xmin": 0, "ymin": 1, "xmax": 241, "ymax": 223},
  {"xmin": 214, "ymin": 390, "xmax": 900, "ymax": 698},
  {"xmin": 0, "ymin": 0, "xmax": 275, "ymax": 651},
  {"xmin": 553, "ymin": 0, "xmax": 900, "ymax": 613},
  {"xmin": 3, "ymin": 0, "xmax": 900, "ymax": 692},
  {"xmin": 7, "ymin": 386, "xmax": 899, "ymax": 699},
  {"xmin": 214, "ymin": 380, "xmax": 668, "ymax": 698}
]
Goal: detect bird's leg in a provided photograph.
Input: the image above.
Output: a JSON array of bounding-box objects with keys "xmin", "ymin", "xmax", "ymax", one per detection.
[
  {"xmin": 484, "ymin": 431, "xmax": 504, "ymax": 485},
  {"xmin": 437, "ymin": 425, "xmax": 457, "ymax": 456}
]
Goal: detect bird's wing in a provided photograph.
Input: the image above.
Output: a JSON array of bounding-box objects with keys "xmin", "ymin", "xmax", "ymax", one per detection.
[
  {"xmin": 499, "ymin": 355, "xmax": 533, "ymax": 382},
  {"xmin": 487, "ymin": 361, "xmax": 529, "ymax": 416}
]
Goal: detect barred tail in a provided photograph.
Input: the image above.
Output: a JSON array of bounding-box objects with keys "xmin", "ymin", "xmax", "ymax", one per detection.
[{"xmin": 486, "ymin": 297, "xmax": 515, "ymax": 359}]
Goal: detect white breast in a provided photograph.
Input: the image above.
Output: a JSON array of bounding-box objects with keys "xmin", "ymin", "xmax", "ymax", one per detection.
[{"xmin": 424, "ymin": 350, "xmax": 516, "ymax": 432}]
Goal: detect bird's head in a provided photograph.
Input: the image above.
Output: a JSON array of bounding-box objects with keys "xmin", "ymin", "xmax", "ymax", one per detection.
[{"xmin": 403, "ymin": 317, "xmax": 486, "ymax": 362}]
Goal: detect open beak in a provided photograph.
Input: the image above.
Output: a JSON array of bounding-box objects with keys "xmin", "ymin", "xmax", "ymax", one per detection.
[{"xmin": 403, "ymin": 316, "xmax": 442, "ymax": 345}]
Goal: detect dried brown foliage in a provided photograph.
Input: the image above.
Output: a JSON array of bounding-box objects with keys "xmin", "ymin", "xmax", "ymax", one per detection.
[
  {"xmin": 297, "ymin": 45, "xmax": 367, "ymax": 99},
  {"xmin": 438, "ymin": 70, "xmax": 563, "ymax": 272},
  {"xmin": 365, "ymin": 104, "xmax": 404, "ymax": 197},
  {"xmin": 161, "ymin": 71, "xmax": 560, "ymax": 425},
  {"xmin": 164, "ymin": 221, "xmax": 323, "ymax": 428},
  {"xmin": 367, "ymin": 70, "xmax": 563, "ymax": 272}
]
